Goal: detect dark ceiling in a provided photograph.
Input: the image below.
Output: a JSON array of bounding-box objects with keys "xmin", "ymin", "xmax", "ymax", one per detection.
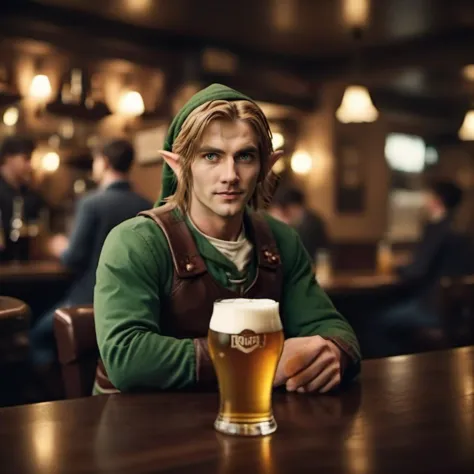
[
  {"xmin": 1, "ymin": 0, "xmax": 474, "ymax": 144},
  {"xmin": 30, "ymin": 0, "xmax": 474, "ymax": 58}
]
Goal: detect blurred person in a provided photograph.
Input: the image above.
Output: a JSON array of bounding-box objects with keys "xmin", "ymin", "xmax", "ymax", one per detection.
[
  {"xmin": 93, "ymin": 84, "xmax": 360, "ymax": 395},
  {"xmin": 396, "ymin": 180, "xmax": 470, "ymax": 282},
  {"xmin": 30, "ymin": 139, "xmax": 152, "ymax": 372},
  {"xmin": 268, "ymin": 186, "xmax": 329, "ymax": 261},
  {"xmin": 0, "ymin": 135, "xmax": 44, "ymax": 261},
  {"xmin": 370, "ymin": 179, "xmax": 473, "ymax": 357}
]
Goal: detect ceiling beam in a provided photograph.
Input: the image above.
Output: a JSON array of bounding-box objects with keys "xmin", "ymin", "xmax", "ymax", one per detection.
[
  {"xmin": 1, "ymin": 1, "xmax": 473, "ymax": 122},
  {"xmin": 311, "ymin": 27, "xmax": 474, "ymax": 81}
]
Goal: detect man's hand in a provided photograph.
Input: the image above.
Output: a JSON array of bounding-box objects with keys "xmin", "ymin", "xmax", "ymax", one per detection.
[
  {"xmin": 47, "ymin": 234, "xmax": 69, "ymax": 259},
  {"xmin": 273, "ymin": 336, "xmax": 345, "ymax": 394}
]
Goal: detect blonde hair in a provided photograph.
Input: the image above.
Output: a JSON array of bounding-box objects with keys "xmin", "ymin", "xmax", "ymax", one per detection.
[{"xmin": 168, "ymin": 100, "xmax": 277, "ymax": 212}]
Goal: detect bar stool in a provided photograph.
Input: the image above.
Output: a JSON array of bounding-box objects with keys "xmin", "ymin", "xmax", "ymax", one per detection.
[
  {"xmin": 0, "ymin": 296, "xmax": 31, "ymax": 363},
  {"xmin": 0, "ymin": 296, "xmax": 31, "ymax": 406}
]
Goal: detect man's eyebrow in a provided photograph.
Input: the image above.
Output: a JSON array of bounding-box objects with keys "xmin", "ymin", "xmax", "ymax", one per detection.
[
  {"xmin": 236, "ymin": 146, "xmax": 259, "ymax": 154},
  {"xmin": 197, "ymin": 146, "xmax": 224, "ymax": 154},
  {"xmin": 197, "ymin": 145, "xmax": 259, "ymax": 154}
]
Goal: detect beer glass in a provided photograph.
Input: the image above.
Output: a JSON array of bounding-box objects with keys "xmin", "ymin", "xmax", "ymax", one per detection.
[{"xmin": 208, "ymin": 298, "xmax": 284, "ymax": 436}]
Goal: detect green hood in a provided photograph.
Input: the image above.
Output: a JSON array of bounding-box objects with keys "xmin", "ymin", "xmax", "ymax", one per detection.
[{"xmin": 156, "ymin": 83, "xmax": 253, "ymax": 207}]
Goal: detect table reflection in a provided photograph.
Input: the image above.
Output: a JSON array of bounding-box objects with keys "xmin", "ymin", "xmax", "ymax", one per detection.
[
  {"xmin": 31, "ymin": 420, "xmax": 56, "ymax": 472},
  {"xmin": 344, "ymin": 412, "xmax": 373, "ymax": 474},
  {"xmin": 217, "ymin": 433, "xmax": 278, "ymax": 474}
]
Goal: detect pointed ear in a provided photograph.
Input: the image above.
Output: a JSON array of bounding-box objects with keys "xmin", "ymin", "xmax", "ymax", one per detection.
[
  {"xmin": 159, "ymin": 150, "xmax": 181, "ymax": 175},
  {"xmin": 266, "ymin": 150, "xmax": 284, "ymax": 173}
]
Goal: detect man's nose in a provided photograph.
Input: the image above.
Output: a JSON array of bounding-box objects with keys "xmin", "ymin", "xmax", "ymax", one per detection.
[{"xmin": 221, "ymin": 156, "xmax": 239, "ymax": 183}]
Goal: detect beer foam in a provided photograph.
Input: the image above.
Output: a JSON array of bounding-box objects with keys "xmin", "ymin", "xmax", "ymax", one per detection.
[{"xmin": 209, "ymin": 298, "xmax": 282, "ymax": 334}]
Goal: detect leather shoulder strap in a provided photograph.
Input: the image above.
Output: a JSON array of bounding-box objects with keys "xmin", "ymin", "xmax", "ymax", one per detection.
[
  {"xmin": 249, "ymin": 211, "xmax": 281, "ymax": 271},
  {"xmin": 138, "ymin": 204, "xmax": 207, "ymax": 278}
]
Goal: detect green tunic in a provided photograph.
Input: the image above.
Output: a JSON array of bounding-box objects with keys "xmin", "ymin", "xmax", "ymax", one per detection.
[{"xmin": 94, "ymin": 209, "xmax": 361, "ymax": 392}]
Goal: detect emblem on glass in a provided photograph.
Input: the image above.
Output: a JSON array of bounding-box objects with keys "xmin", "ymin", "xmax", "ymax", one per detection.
[{"xmin": 208, "ymin": 298, "xmax": 284, "ymax": 436}]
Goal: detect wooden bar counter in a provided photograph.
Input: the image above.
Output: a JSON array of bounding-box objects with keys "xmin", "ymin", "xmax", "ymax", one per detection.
[{"xmin": 0, "ymin": 347, "xmax": 472, "ymax": 473}]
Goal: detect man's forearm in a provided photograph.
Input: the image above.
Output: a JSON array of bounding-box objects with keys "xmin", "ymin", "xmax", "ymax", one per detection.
[{"xmin": 101, "ymin": 332, "xmax": 214, "ymax": 391}]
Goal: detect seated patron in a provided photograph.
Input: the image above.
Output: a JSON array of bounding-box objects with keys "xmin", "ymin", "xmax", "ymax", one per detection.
[
  {"xmin": 93, "ymin": 84, "xmax": 360, "ymax": 395},
  {"xmin": 370, "ymin": 180, "xmax": 473, "ymax": 357},
  {"xmin": 0, "ymin": 136, "xmax": 44, "ymax": 261},
  {"xmin": 396, "ymin": 180, "xmax": 471, "ymax": 283},
  {"xmin": 30, "ymin": 139, "xmax": 152, "ymax": 368},
  {"xmin": 268, "ymin": 187, "xmax": 329, "ymax": 261}
]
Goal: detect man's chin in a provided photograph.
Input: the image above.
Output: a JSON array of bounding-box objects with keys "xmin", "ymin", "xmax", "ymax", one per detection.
[{"xmin": 213, "ymin": 203, "xmax": 247, "ymax": 218}]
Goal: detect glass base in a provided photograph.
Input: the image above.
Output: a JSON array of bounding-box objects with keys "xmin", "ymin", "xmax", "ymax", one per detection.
[{"xmin": 214, "ymin": 415, "xmax": 277, "ymax": 436}]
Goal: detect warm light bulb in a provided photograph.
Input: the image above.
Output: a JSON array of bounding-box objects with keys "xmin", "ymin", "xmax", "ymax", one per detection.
[
  {"xmin": 29, "ymin": 74, "xmax": 52, "ymax": 101},
  {"xmin": 291, "ymin": 151, "xmax": 312, "ymax": 175},
  {"xmin": 3, "ymin": 107, "xmax": 19, "ymax": 126},
  {"xmin": 41, "ymin": 152, "xmax": 60, "ymax": 172},
  {"xmin": 336, "ymin": 85, "xmax": 378, "ymax": 123},
  {"xmin": 117, "ymin": 90, "xmax": 145, "ymax": 116},
  {"xmin": 459, "ymin": 110, "xmax": 474, "ymax": 141},
  {"xmin": 271, "ymin": 132, "xmax": 285, "ymax": 150},
  {"xmin": 462, "ymin": 64, "xmax": 474, "ymax": 82},
  {"xmin": 60, "ymin": 119, "xmax": 75, "ymax": 139},
  {"xmin": 343, "ymin": 0, "xmax": 370, "ymax": 28},
  {"xmin": 125, "ymin": 0, "xmax": 152, "ymax": 12}
]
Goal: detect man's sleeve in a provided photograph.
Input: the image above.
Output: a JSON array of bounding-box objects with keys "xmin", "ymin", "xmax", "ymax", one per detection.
[
  {"xmin": 280, "ymin": 230, "xmax": 361, "ymax": 380},
  {"xmin": 61, "ymin": 198, "xmax": 97, "ymax": 270},
  {"xmin": 94, "ymin": 223, "xmax": 208, "ymax": 391}
]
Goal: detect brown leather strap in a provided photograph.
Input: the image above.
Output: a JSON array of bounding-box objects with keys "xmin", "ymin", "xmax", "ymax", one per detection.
[
  {"xmin": 249, "ymin": 211, "xmax": 281, "ymax": 270},
  {"xmin": 193, "ymin": 337, "xmax": 216, "ymax": 383},
  {"xmin": 91, "ymin": 207, "xmax": 282, "ymax": 393},
  {"xmin": 139, "ymin": 205, "xmax": 207, "ymax": 278}
]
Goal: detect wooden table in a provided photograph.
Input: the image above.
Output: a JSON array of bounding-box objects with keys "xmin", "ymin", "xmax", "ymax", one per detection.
[
  {"xmin": 0, "ymin": 347, "xmax": 473, "ymax": 473},
  {"xmin": 0, "ymin": 261, "xmax": 71, "ymax": 284},
  {"xmin": 321, "ymin": 272, "xmax": 400, "ymax": 294},
  {"xmin": 1, "ymin": 261, "xmax": 73, "ymax": 325}
]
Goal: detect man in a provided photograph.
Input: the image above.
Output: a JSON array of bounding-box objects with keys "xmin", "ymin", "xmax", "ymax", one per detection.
[
  {"xmin": 0, "ymin": 135, "xmax": 43, "ymax": 261},
  {"xmin": 30, "ymin": 139, "xmax": 152, "ymax": 367},
  {"xmin": 370, "ymin": 180, "xmax": 472, "ymax": 357},
  {"xmin": 94, "ymin": 84, "xmax": 360, "ymax": 395},
  {"xmin": 269, "ymin": 186, "xmax": 329, "ymax": 261},
  {"xmin": 396, "ymin": 180, "xmax": 469, "ymax": 284}
]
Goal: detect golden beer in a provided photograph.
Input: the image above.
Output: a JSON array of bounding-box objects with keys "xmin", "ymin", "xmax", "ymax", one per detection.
[{"xmin": 208, "ymin": 298, "xmax": 284, "ymax": 436}]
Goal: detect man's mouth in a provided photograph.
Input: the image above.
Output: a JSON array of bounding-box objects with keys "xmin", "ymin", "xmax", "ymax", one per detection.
[{"xmin": 215, "ymin": 191, "xmax": 244, "ymax": 200}]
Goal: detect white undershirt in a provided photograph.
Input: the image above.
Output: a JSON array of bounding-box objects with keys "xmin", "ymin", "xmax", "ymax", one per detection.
[{"xmin": 189, "ymin": 217, "xmax": 253, "ymax": 273}]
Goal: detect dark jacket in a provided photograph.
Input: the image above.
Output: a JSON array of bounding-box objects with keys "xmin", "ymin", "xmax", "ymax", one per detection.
[
  {"xmin": 294, "ymin": 209, "xmax": 329, "ymax": 260},
  {"xmin": 397, "ymin": 215, "xmax": 474, "ymax": 301},
  {"xmin": 61, "ymin": 180, "xmax": 152, "ymax": 304}
]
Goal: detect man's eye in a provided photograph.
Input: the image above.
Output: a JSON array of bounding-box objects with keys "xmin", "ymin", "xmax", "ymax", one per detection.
[
  {"xmin": 237, "ymin": 153, "xmax": 252, "ymax": 162},
  {"xmin": 204, "ymin": 153, "xmax": 218, "ymax": 161}
]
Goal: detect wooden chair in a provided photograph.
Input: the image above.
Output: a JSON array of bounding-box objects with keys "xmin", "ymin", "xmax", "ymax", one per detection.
[{"xmin": 53, "ymin": 305, "xmax": 98, "ymax": 399}]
